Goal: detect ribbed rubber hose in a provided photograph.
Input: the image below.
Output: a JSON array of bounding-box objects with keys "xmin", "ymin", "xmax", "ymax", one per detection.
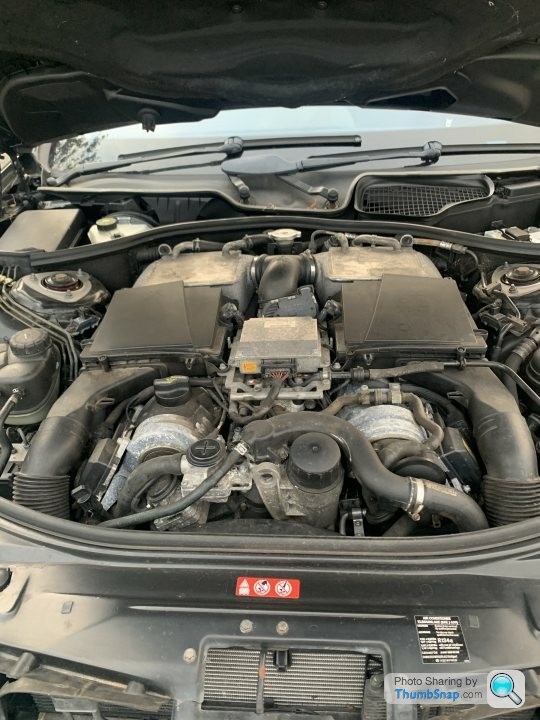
[
  {"xmin": 12, "ymin": 367, "xmax": 158, "ymax": 520},
  {"xmin": 407, "ymin": 367, "xmax": 540, "ymax": 525},
  {"xmin": 11, "ymin": 474, "xmax": 71, "ymax": 518}
]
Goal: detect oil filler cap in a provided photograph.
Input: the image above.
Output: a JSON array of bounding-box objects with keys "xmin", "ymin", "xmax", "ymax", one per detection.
[
  {"xmin": 288, "ymin": 432, "xmax": 342, "ymax": 492},
  {"xmin": 9, "ymin": 328, "xmax": 51, "ymax": 357},
  {"xmin": 187, "ymin": 438, "xmax": 226, "ymax": 467},
  {"xmin": 154, "ymin": 376, "xmax": 190, "ymax": 406}
]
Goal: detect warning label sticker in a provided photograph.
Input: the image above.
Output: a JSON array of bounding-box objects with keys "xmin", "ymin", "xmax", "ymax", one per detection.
[
  {"xmin": 415, "ymin": 616, "xmax": 470, "ymax": 664},
  {"xmin": 235, "ymin": 577, "xmax": 300, "ymax": 599}
]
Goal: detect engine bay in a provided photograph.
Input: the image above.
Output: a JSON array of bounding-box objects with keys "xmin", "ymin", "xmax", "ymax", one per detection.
[{"xmin": 0, "ymin": 202, "xmax": 540, "ymax": 538}]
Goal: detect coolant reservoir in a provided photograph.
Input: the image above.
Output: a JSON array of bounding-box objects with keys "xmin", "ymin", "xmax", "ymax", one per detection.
[{"xmin": 88, "ymin": 214, "xmax": 153, "ymax": 244}]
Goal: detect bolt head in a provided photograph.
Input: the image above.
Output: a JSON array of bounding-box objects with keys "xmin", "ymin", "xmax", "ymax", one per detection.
[
  {"xmin": 183, "ymin": 648, "xmax": 197, "ymax": 663},
  {"xmin": 276, "ymin": 620, "xmax": 289, "ymax": 635},
  {"xmin": 240, "ymin": 619, "xmax": 253, "ymax": 634}
]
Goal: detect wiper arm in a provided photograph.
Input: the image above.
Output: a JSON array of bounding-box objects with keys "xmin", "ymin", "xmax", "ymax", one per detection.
[
  {"xmin": 46, "ymin": 134, "xmax": 363, "ymax": 187},
  {"xmin": 221, "ymin": 140, "xmax": 540, "ymax": 194},
  {"xmin": 221, "ymin": 141, "xmax": 443, "ymax": 177},
  {"xmin": 46, "ymin": 136, "xmax": 245, "ymax": 187}
]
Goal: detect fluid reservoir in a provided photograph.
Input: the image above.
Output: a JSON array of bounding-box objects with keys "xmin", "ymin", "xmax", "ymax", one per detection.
[
  {"xmin": 0, "ymin": 328, "xmax": 60, "ymax": 424},
  {"xmin": 88, "ymin": 214, "xmax": 154, "ymax": 244}
]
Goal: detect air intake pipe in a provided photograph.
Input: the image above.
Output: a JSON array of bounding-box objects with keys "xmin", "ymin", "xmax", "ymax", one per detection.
[
  {"xmin": 410, "ymin": 367, "xmax": 540, "ymax": 525},
  {"xmin": 254, "ymin": 254, "xmax": 314, "ymax": 303},
  {"xmin": 12, "ymin": 366, "xmax": 158, "ymax": 518},
  {"xmin": 241, "ymin": 412, "xmax": 488, "ymax": 533}
]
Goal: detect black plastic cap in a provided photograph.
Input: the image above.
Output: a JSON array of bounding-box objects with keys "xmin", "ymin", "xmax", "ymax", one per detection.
[
  {"xmin": 187, "ymin": 438, "xmax": 226, "ymax": 467},
  {"xmin": 154, "ymin": 376, "xmax": 190, "ymax": 407},
  {"xmin": 9, "ymin": 328, "xmax": 51, "ymax": 357},
  {"xmin": 287, "ymin": 432, "xmax": 342, "ymax": 493},
  {"xmin": 96, "ymin": 216, "xmax": 118, "ymax": 231}
]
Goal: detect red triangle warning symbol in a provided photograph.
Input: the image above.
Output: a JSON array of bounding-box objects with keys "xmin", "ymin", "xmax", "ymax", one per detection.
[{"xmin": 237, "ymin": 578, "xmax": 250, "ymax": 595}]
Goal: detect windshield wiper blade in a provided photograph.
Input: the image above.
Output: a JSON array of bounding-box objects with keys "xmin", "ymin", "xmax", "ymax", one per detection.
[
  {"xmin": 221, "ymin": 140, "xmax": 540, "ymax": 178},
  {"xmin": 46, "ymin": 136, "xmax": 245, "ymax": 187},
  {"xmin": 221, "ymin": 141, "xmax": 443, "ymax": 177},
  {"xmin": 45, "ymin": 134, "xmax": 363, "ymax": 187}
]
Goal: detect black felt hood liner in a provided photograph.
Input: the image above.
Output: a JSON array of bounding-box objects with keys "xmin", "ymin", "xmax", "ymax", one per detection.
[{"xmin": 2, "ymin": 0, "xmax": 540, "ymax": 149}]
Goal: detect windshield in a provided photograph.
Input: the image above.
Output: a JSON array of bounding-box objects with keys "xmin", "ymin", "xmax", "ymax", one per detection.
[{"xmin": 45, "ymin": 106, "xmax": 540, "ymax": 172}]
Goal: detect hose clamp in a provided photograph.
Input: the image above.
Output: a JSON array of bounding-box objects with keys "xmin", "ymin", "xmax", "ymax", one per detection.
[
  {"xmin": 439, "ymin": 241, "xmax": 454, "ymax": 251},
  {"xmin": 306, "ymin": 254, "xmax": 317, "ymax": 284},
  {"xmin": 406, "ymin": 478, "xmax": 425, "ymax": 521}
]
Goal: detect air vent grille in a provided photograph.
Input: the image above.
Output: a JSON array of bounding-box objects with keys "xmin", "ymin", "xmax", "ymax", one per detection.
[
  {"xmin": 30, "ymin": 694, "xmax": 174, "ymax": 720},
  {"xmin": 203, "ymin": 648, "xmax": 260, "ymax": 706},
  {"xmin": 203, "ymin": 647, "xmax": 367, "ymax": 712},
  {"xmin": 359, "ymin": 182, "xmax": 489, "ymax": 217}
]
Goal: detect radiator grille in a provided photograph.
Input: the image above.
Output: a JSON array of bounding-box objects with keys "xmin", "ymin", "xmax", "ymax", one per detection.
[
  {"xmin": 359, "ymin": 182, "xmax": 489, "ymax": 217},
  {"xmin": 30, "ymin": 694, "xmax": 174, "ymax": 720},
  {"xmin": 203, "ymin": 648, "xmax": 261, "ymax": 706},
  {"xmin": 203, "ymin": 647, "xmax": 367, "ymax": 712}
]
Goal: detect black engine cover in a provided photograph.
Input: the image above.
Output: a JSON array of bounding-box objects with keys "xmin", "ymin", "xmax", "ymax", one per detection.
[
  {"xmin": 81, "ymin": 280, "xmax": 226, "ymax": 365},
  {"xmin": 335, "ymin": 275, "xmax": 486, "ymax": 360}
]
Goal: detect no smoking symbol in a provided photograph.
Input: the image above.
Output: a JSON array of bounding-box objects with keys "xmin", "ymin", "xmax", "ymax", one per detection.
[{"xmin": 275, "ymin": 580, "xmax": 293, "ymax": 597}]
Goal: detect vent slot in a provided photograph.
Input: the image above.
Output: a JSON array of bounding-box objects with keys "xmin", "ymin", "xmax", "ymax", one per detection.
[
  {"xmin": 357, "ymin": 179, "xmax": 490, "ymax": 217},
  {"xmin": 30, "ymin": 695, "xmax": 174, "ymax": 720},
  {"xmin": 203, "ymin": 648, "xmax": 260, "ymax": 707},
  {"xmin": 203, "ymin": 647, "xmax": 367, "ymax": 712}
]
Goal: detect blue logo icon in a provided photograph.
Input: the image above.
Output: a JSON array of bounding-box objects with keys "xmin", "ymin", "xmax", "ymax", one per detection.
[{"xmin": 487, "ymin": 671, "xmax": 525, "ymax": 707}]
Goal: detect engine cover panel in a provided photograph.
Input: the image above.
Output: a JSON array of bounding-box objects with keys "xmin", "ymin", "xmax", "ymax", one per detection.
[
  {"xmin": 337, "ymin": 275, "xmax": 486, "ymax": 359},
  {"xmin": 81, "ymin": 280, "xmax": 226, "ymax": 362}
]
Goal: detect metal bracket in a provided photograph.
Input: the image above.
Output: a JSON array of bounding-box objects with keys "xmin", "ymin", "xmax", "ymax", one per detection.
[{"xmin": 278, "ymin": 174, "xmax": 338, "ymax": 203}]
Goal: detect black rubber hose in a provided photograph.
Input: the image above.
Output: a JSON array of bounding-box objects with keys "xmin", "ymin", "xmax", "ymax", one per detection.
[
  {"xmin": 172, "ymin": 239, "xmax": 223, "ymax": 257},
  {"xmin": 12, "ymin": 367, "xmax": 158, "ymax": 519},
  {"xmin": 102, "ymin": 447, "xmax": 243, "ymax": 529},
  {"xmin": 383, "ymin": 513, "xmax": 421, "ymax": 537},
  {"xmin": 501, "ymin": 332, "xmax": 540, "ymax": 400},
  {"xmin": 346, "ymin": 360, "xmax": 540, "ymax": 411},
  {"xmin": 464, "ymin": 360, "xmax": 540, "ymax": 409},
  {"xmin": 351, "ymin": 234, "xmax": 401, "ymax": 250},
  {"xmin": 242, "ymin": 413, "xmax": 488, "ymax": 533},
  {"xmin": 103, "ymin": 386, "xmax": 155, "ymax": 431},
  {"xmin": 410, "ymin": 367, "xmax": 540, "ymax": 525},
  {"xmin": 354, "ymin": 380, "xmax": 468, "ymax": 428},
  {"xmin": 222, "ymin": 234, "xmax": 269, "ymax": 255},
  {"xmin": 114, "ymin": 453, "xmax": 183, "ymax": 518},
  {"xmin": 378, "ymin": 440, "xmax": 430, "ymax": 469},
  {"xmin": 503, "ymin": 350, "xmax": 524, "ymax": 401},
  {"xmin": 12, "ymin": 474, "xmax": 71, "ymax": 519},
  {"xmin": 229, "ymin": 378, "xmax": 283, "ymax": 425}
]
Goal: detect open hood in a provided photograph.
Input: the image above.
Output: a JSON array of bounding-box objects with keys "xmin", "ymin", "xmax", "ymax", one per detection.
[{"xmin": 2, "ymin": 0, "xmax": 540, "ymax": 150}]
